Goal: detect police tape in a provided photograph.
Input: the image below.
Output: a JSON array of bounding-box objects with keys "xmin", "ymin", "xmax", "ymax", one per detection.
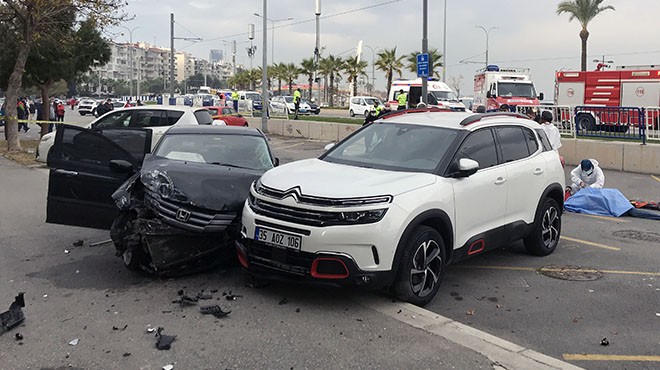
[{"xmin": 0, "ymin": 116, "xmax": 71, "ymax": 125}]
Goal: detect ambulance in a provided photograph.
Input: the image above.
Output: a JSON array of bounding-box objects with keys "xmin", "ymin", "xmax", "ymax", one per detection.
[
  {"xmin": 387, "ymin": 78, "xmax": 466, "ymax": 111},
  {"xmin": 473, "ymin": 65, "xmax": 543, "ymax": 111}
]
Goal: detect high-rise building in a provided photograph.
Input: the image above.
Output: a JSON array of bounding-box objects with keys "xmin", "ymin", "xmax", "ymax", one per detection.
[{"xmin": 209, "ymin": 49, "xmax": 223, "ymax": 63}]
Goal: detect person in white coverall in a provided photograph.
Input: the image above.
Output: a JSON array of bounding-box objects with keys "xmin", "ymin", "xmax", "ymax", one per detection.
[
  {"xmin": 539, "ymin": 111, "xmax": 562, "ymax": 150},
  {"xmin": 570, "ymin": 159, "xmax": 605, "ymax": 194}
]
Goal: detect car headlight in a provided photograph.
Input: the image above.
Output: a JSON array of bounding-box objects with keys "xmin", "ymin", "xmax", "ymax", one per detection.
[
  {"xmin": 338, "ymin": 209, "xmax": 388, "ymax": 224},
  {"xmin": 141, "ymin": 170, "xmax": 173, "ymax": 198}
]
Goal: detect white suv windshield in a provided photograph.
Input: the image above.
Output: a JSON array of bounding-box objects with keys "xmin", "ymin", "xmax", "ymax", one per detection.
[{"xmin": 322, "ymin": 123, "xmax": 459, "ymax": 172}]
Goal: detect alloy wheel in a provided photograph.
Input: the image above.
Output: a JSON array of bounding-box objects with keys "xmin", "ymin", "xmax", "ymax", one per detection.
[
  {"xmin": 409, "ymin": 239, "xmax": 443, "ymax": 298},
  {"xmin": 541, "ymin": 206, "xmax": 560, "ymax": 248}
]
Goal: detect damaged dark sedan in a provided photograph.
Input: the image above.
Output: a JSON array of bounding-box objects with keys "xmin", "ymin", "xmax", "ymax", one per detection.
[{"xmin": 46, "ymin": 125, "xmax": 277, "ymax": 274}]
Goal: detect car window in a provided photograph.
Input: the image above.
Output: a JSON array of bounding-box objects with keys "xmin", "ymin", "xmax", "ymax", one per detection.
[
  {"xmin": 207, "ymin": 108, "xmax": 219, "ymax": 116},
  {"xmin": 56, "ymin": 126, "xmax": 140, "ymax": 167},
  {"xmin": 92, "ymin": 111, "xmax": 132, "ymax": 129},
  {"xmin": 456, "ymin": 128, "xmax": 498, "ymax": 169},
  {"xmin": 222, "ymin": 108, "xmax": 235, "ymax": 115},
  {"xmin": 166, "ymin": 110, "xmax": 184, "ymax": 125},
  {"xmin": 523, "ymin": 127, "xmax": 539, "ymax": 155},
  {"xmin": 535, "ymin": 128, "xmax": 553, "ymax": 152},
  {"xmin": 131, "ymin": 110, "xmax": 169, "ymax": 128},
  {"xmin": 194, "ymin": 110, "xmax": 213, "ymax": 125},
  {"xmin": 496, "ymin": 126, "xmax": 530, "ymax": 163}
]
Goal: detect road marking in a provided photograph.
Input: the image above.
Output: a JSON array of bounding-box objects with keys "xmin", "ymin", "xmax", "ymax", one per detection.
[
  {"xmin": 563, "ymin": 354, "xmax": 660, "ymax": 362},
  {"xmin": 456, "ymin": 265, "xmax": 660, "ymax": 277},
  {"xmin": 272, "ymin": 142, "xmax": 307, "ymax": 150},
  {"xmin": 561, "ymin": 236, "xmax": 621, "ymax": 251},
  {"xmin": 569, "ymin": 213, "xmax": 629, "ymax": 223},
  {"xmin": 651, "ymin": 175, "xmax": 660, "ymax": 183}
]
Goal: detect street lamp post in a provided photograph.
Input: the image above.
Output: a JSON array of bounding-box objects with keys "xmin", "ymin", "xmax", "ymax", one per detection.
[
  {"xmin": 253, "ymin": 13, "xmax": 293, "ymax": 64},
  {"xmin": 120, "ymin": 25, "xmax": 140, "ymax": 100},
  {"xmin": 476, "ymin": 25, "xmax": 498, "ymax": 68}
]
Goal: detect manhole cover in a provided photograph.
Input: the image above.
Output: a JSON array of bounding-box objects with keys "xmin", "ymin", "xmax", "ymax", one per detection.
[
  {"xmin": 538, "ymin": 265, "xmax": 603, "ymax": 281},
  {"xmin": 613, "ymin": 230, "xmax": 660, "ymax": 243}
]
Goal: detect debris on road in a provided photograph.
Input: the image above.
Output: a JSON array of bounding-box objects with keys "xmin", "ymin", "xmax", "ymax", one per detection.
[
  {"xmin": 122, "ymin": 352, "xmax": 131, "ymax": 357},
  {"xmin": 196, "ymin": 292, "xmax": 213, "ymax": 300},
  {"xmin": 64, "ymin": 249, "xmax": 70, "ymax": 254},
  {"xmin": 163, "ymin": 364, "xmax": 174, "ymax": 370},
  {"xmin": 72, "ymin": 240, "xmax": 84, "ymax": 247},
  {"xmin": 466, "ymin": 309, "xmax": 475, "ymax": 316},
  {"xmin": 600, "ymin": 337, "xmax": 609, "ymax": 346},
  {"xmin": 112, "ymin": 324, "xmax": 128, "ymax": 331},
  {"xmin": 89, "ymin": 239, "xmax": 112, "ymax": 247},
  {"xmin": 172, "ymin": 294, "xmax": 198, "ymax": 307},
  {"xmin": 224, "ymin": 291, "xmax": 242, "ymax": 301},
  {"xmin": 14, "ymin": 333, "xmax": 23, "ymax": 340},
  {"xmin": 279, "ymin": 297, "xmax": 288, "ymax": 305},
  {"xmin": 68, "ymin": 338, "xmax": 79, "ymax": 346},
  {"xmin": 155, "ymin": 327, "xmax": 176, "ymax": 350},
  {"xmin": 199, "ymin": 305, "xmax": 231, "ymax": 318},
  {"xmin": 1, "ymin": 292, "xmax": 25, "ymax": 334}
]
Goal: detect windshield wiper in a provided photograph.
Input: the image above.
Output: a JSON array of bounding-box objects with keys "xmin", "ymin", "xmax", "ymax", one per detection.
[{"xmin": 209, "ymin": 162, "xmax": 250, "ymax": 169}]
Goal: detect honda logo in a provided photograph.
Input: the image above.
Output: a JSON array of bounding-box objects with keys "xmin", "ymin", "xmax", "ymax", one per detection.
[{"xmin": 175, "ymin": 208, "xmax": 191, "ymax": 222}]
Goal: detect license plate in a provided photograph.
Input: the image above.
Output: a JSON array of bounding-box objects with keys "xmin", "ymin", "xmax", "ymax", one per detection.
[{"xmin": 254, "ymin": 227, "xmax": 302, "ymax": 250}]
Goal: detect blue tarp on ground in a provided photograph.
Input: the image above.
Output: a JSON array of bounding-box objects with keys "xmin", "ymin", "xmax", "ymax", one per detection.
[{"xmin": 564, "ymin": 188, "xmax": 633, "ymax": 217}]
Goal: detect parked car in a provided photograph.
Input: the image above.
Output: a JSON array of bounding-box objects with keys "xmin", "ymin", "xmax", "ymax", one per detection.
[
  {"xmin": 237, "ymin": 110, "xmax": 565, "ymax": 306},
  {"xmin": 36, "ymin": 105, "xmax": 223, "ymax": 163},
  {"xmin": 239, "ymin": 91, "xmax": 263, "ymax": 111},
  {"xmin": 78, "ymin": 99, "xmax": 99, "ymax": 116},
  {"xmin": 349, "ymin": 96, "xmax": 382, "ymax": 117},
  {"xmin": 45, "ymin": 125, "xmax": 278, "ymax": 274},
  {"xmin": 206, "ymin": 106, "xmax": 249, "ymax": 127},
  {"xmin": 270, "ymin": 96, "xmax": 311, "ymax": 115},
  {"xmin": 304, "ymin": 99, "xmax": 321, "ymax": 115}
]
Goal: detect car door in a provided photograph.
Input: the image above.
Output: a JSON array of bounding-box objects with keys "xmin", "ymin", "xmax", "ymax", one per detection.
[
  {"xmin": 495, "ymin": 126, "xmax": 548, "ymax": 225},
  {"xmin": 46, "ymin": 124, "xmax": 151, "ymax": 230},
  {"xmin": 450, "ymin": 128, "xmax": 507, "ymax": 249}
]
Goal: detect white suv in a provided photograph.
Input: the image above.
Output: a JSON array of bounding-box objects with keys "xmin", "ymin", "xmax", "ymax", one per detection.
[{"xmin": 237, "ymin": 109, "xmax": 565, "ymax": 306}]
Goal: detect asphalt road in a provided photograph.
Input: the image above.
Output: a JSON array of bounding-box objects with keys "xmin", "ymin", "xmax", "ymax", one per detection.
[{"xmin": 2, "ymin": 119, "xmax": 658, "ymax": 369}]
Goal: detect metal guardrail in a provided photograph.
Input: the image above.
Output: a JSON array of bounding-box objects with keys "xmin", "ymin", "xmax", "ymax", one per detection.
[
  {"xmin": 643, "ymin": 106, "xmax": 660, "ymax": 141},
  {"xmin": 514, "ymin": 105, "xmax": 574, "ymax": 137},
  {"xmin": 574, "ymin": 106, "xmax": 645, "ymax": 143}
]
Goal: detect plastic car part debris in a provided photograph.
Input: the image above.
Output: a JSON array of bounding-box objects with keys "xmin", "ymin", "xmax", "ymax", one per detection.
[
  {"xmin": 199, "ymin": 305, "xmax": 231, "ymax": 318},
  {"xmin": 64, "ymin": 249, "xmax": 70, "ymax": 254},
  {"xmin": 69, "ymin": 338, "xmax": 79, "ymax": 346},
  {"xmin": 295, "ymin": 308, "xmax": 301, "ymax": 313},
  {"xmin": 72, "ymin": 240, "xmax": 84, "ymax": 247},
  {"xmin": 196, "ymin": 292, "xmax": 213, "ymax": 300},
  {"xmin": 600, "ymin": 338, "xmax": 609, "ymax": 346},
  {"xmin": 155, "ymin": 327, "xmax": 176, "ymax": 350},
  {"xmin": 89, "ymin": 239, "xmax": 112, "ymax": 247},
  {"xmin": 1, "ymin": 292, "xmax": 25, "ymax": 334},
  {"xmin": 278, "ymin": 297, "xmax": 288, "ymax": 305},
  {"xmin": 122, "ymin": 352, "xmax": 131, "ymax": 357},
  {"xmin": 172, "ymin": 295, "xmax": 198, "ymax": 306},
  {"xmin": 146, "ymin": 327, "xmax": 156, "ymax": 333},
  {"xmin": 163, "ymin": 364, "xmax": 174, "ymax": 370},
  {"xmin": 15, "ymin": 333, "xmax": 23, "ymax": 340},
  {"xmin": 112, "ymin": 324, "xmax": 128, "ymax": 331}
]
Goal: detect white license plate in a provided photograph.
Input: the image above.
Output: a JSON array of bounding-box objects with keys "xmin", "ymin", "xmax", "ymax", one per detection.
[{"xmin": 254, "ymin": 227, "xmax": 302, "ymax": 250}]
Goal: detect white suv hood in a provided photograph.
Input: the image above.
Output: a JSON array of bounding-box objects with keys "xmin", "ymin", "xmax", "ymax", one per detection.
[{"xmin": 260, "ymin": 158, "xmax": 436, "ymax": 198}]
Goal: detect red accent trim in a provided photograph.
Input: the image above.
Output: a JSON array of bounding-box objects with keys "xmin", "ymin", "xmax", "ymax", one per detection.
[
  {"xmin": 236, "ymin": 246, "xmax": 249, "ymax": 268},
  {"xmin": 467, "ymin": 240, "xmax": 485, "ymax": 255},
  {"xmin": 310, "ymin": 258, "xmax": 350, "ymax": 279}
]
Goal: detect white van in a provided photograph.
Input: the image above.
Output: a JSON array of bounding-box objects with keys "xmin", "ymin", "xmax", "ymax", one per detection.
[
  {"xmin": 348, "ymin": 96, "xmax": 382, "ymax": 117},
  {"xmin": 387, "ymin": 78, "xmax": 466, "ymax": 111}
]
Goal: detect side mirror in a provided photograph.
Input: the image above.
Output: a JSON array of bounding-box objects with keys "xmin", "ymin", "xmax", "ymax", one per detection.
[
  {"xmin": 324, "ymin": 143, "xmax": 336, "ymax": 151},
  {"xmin": 450, "ymin": 158, "xmax": 479, "ymax": 178},
  {"xmin": 486, "ymin": 91, "xmax": 492, "ymax": 98},
  {"xmin": 212, "ymin": 119, "xmax": 226, "ymax": 126},
  {"xmin": 538, "ymin": 92, "xmax": 545, "ymax": 101},
  {"xmin": 109, "ymin": 159, "xmax": 134, "ymax": 174}
]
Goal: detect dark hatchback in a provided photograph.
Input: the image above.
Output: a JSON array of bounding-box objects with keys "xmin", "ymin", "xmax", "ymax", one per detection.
[{"xmin": 46, "ymin": 125, "xmax": 277, "ymax": 274}]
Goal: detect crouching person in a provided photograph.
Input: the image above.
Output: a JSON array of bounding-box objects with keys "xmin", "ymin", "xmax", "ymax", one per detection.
[{"xmin": 570, "ymin": 159, "xmax": 605, "ymax": 194}]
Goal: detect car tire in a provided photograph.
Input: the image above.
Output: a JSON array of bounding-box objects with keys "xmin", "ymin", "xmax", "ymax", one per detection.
[
  {"xmin": 576, "ymin": 114, "xmax": 596, "ymax": 132},
  {"xmin": 349, "ymin": 109, "xmax": 355, "ymax": 117},
  {"xmin": 111, "ymin": 211, "xmax": 146, "ymax": 271},
  {"xmin": 392, "ymin": 226, "xmax": 446, "ymax": 306},
  {"xmin": 79, "ymin": 112, "xmax": 85, "ymax": 116},
  {"xmin": 524, "ymin": 198, "xmax": 561, "ymax": 256},
  {"xmin": 364, "ymin": 110, "xmax": 370, "ymax": 117}
]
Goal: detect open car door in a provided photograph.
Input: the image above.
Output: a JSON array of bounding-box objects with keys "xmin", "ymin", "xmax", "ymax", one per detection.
[{"xmin": 46, "ymin": 124, "xmax": 152, "ymax": 230}]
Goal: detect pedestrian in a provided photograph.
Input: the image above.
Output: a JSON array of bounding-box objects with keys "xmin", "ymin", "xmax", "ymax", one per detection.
[
  {"xmin": 56, "ymin": 101, "xmax": 66, "ymax": 122},
  {"xmin": 498, "ymin": 103, "xmax": 510, "ymax": 112},
  {"xmin": 137, "ymin": 100, "xmax": 144, "ymax": 106},
  {"xmin": 293, "ymin": 88, "xmax": 302, "ymax": 120},
  {"xmin": 17, "ymin": 98, "xmax": 29, "ymax": 132},
  {"xmin": 218, "ymin": 92, "xmax": 226, "ymax": 107},
  {"xmin": 28, "ymin": 99, "xmax": 36, "ymax": 120},
  {"xmin": 364, "ymin": 100, "xmax": 384, "ymax": 125},
  {"xmin": 396, "ymin": 89, "xmax": 407, "ymax": 110},
  {"xmin": 525, "ymin": 107, "xmax": 540, "ymax": 123},
  {"xmin": 475, "ymin": 105, "xmax": 486, "ymax": 113},
  {"xmin": 231, "ymin": 89, "xmax": 239, "ymax": 112},
  {"xmin": 570, "ymin": 159, "xmax": 605, "ymax": 194},
  {"xmin": 69, "ymin": 98, "xmax": 76, "ymax": 110},
  {"xmin": 539, "ymin": 110, "xmax": 562, "ymax": 151}
]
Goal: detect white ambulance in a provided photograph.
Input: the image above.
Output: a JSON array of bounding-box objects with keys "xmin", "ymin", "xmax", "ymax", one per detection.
[{"xmin": 387, "ymin": 78, "xmax": 467, "ymax": 111}]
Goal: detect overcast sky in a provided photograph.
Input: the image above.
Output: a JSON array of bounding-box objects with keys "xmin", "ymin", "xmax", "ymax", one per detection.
[{"xmin": 112, "ymin": 0, "xmax": 660, "ymax": 99}]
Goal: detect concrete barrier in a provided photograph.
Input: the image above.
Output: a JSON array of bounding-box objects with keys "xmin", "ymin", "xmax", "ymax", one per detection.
[{"xmin": 246, "ymin": 117, "xmax": 660, "ymax": 175}]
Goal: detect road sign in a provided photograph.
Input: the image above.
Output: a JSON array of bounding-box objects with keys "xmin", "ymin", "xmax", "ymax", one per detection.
[{"xmin": 417, "ymin": 53, "xmax": 429, "ymax": 78}]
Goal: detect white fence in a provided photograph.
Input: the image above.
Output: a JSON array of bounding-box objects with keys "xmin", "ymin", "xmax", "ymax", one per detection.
[
  {"xmin": 644, "ymin": 106, "xmax": 660, "ymax": 141},
  {"xmin": 514, "ymin": 105, "xmax": 574, "ymax": 137}
]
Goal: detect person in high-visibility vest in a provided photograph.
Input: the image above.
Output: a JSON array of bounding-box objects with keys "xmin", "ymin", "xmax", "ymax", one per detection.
[
  {"xmin": 293, "ymin": 88, "xmax": 302, "ymax": 120},
  {"xmin": 231, "ymin": 90, "xmax": 239, "ymax": 112},
  {"xmin": 396, "ymin": 89, "xmax": 407, "ymax": 110}
]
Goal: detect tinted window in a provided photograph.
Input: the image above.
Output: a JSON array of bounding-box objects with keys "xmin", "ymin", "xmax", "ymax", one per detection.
[
  {"xmin": 57, "ymin": 127, "xmax": 137, "ymax": 167},
  {"xmin": 535, "ymin": 128, "xmax": 553, "ymax": 152},
  {"xmin": 497, "ymin": 126, "xmax": 530, "ymax": 163},
  {"xmin": 222, "ymin": 108, "xmax": 235, "ymax": 115},
  {"xmin": 523, "ymin": 127, "xmax": 539, "ymax": 155},
  {"xmin": 194, "ymin": 110, "xmax": 213, "ymax": 125},
  {"xmin": 92, "ymin": 111, "xmax": 132, "ymax": 129},
  {"xmin": 132, "ymin": 110, "xmax": 168, "ymax": 128},
  {"xmin": 456, "ymin": 129, "xmax": 498, "ymax": 169},
  {"xmin": 166, "ymin": 110, "xmax": 184, "ymax": 125}
]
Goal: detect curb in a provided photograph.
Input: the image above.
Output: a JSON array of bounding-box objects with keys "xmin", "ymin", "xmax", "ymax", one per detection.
[{"xmin": 355, "ymin": 295, "xmax": 583, "ymax": 370}]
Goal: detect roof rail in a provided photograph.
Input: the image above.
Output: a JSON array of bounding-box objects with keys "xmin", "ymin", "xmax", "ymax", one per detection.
[
  {"xmin": 380, "ymin": 106, "xmax": 453, "ymax": 120},
  {"xmin": 459, "ymin": 112, "xmax": 527, "ymax": 126}
]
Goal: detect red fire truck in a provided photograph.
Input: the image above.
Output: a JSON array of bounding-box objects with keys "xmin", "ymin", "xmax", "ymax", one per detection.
[{"xmin": 556, "ymin": 66, "xmax": 660, "ymax": 132}]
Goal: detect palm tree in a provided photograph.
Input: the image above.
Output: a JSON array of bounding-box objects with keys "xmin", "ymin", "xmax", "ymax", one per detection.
[
  {"xmin": 300, "ymin": 57, "xmax": 316, "ymax": 99},
  {"xmin": 281, "ymin": 63, "xmax": 300, "ymax": 95},
  {"xmin": 246, "ymin": 68, "xmax": 262, "ymax": 90},
  {"xmin": 318, "ymin": 55, "xmax": 344, "ymax": 107},
  {"xmin": 375, "ymin": 47, "xmax": 404, "ymax": 96},
  {"xmin": 405, "ymin": 49, "xmax": 442, "ymax": 78},
  {"xmin": 557, "ymin": 0, "xmax": 615, "ymax": 71},
  {"xmin": 343, "ymin": 57, "xmax": 368, "ymax": 97}
]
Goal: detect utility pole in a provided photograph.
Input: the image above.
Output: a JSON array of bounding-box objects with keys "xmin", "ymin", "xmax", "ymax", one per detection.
[
  {"xmin": 421, "ymin": 0, "xmax": 428, "ymax": 105},
  {"xmin": 247, "ymin": 24, "xmax": 257, "ymax": 89},
  {"xmin": 315, "ymin": 0, "xmax": 321, "ymax": 103},
  {"xmin": 442, "ymin": 0, "xmax": 447, "ymax": 82},
  {"xmin": 169, "ymin": 13, "xmax": 202, "ymax": 100},
  {"xmin": 232, "ymin": 40, "xmax": 237, "ymax": 77},
  {"xmin": 261, "ymin": 0, "xmax": 268, "ymax": 132}
]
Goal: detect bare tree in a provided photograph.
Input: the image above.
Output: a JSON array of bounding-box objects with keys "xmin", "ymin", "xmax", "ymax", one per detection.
[
  {"xmin": 448, "ymin": 75, "xmax": 464, "ymax": 97},
  {"xmin": 0, "ymin": 0, "xmax": 127, "ymax": 151}
]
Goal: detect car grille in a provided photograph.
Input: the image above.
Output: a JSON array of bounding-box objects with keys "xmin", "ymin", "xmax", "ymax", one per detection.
[
  {"xmin": 256, "ymin": 184, "xmax": 392, "ymax": 206},
  {"xmin": 145, "ymin": 191, "xmax": 237, "ymax": 233},
  {"xmin": 249, "ymin": 195, "xmax": 340, "ymax": 227}
]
